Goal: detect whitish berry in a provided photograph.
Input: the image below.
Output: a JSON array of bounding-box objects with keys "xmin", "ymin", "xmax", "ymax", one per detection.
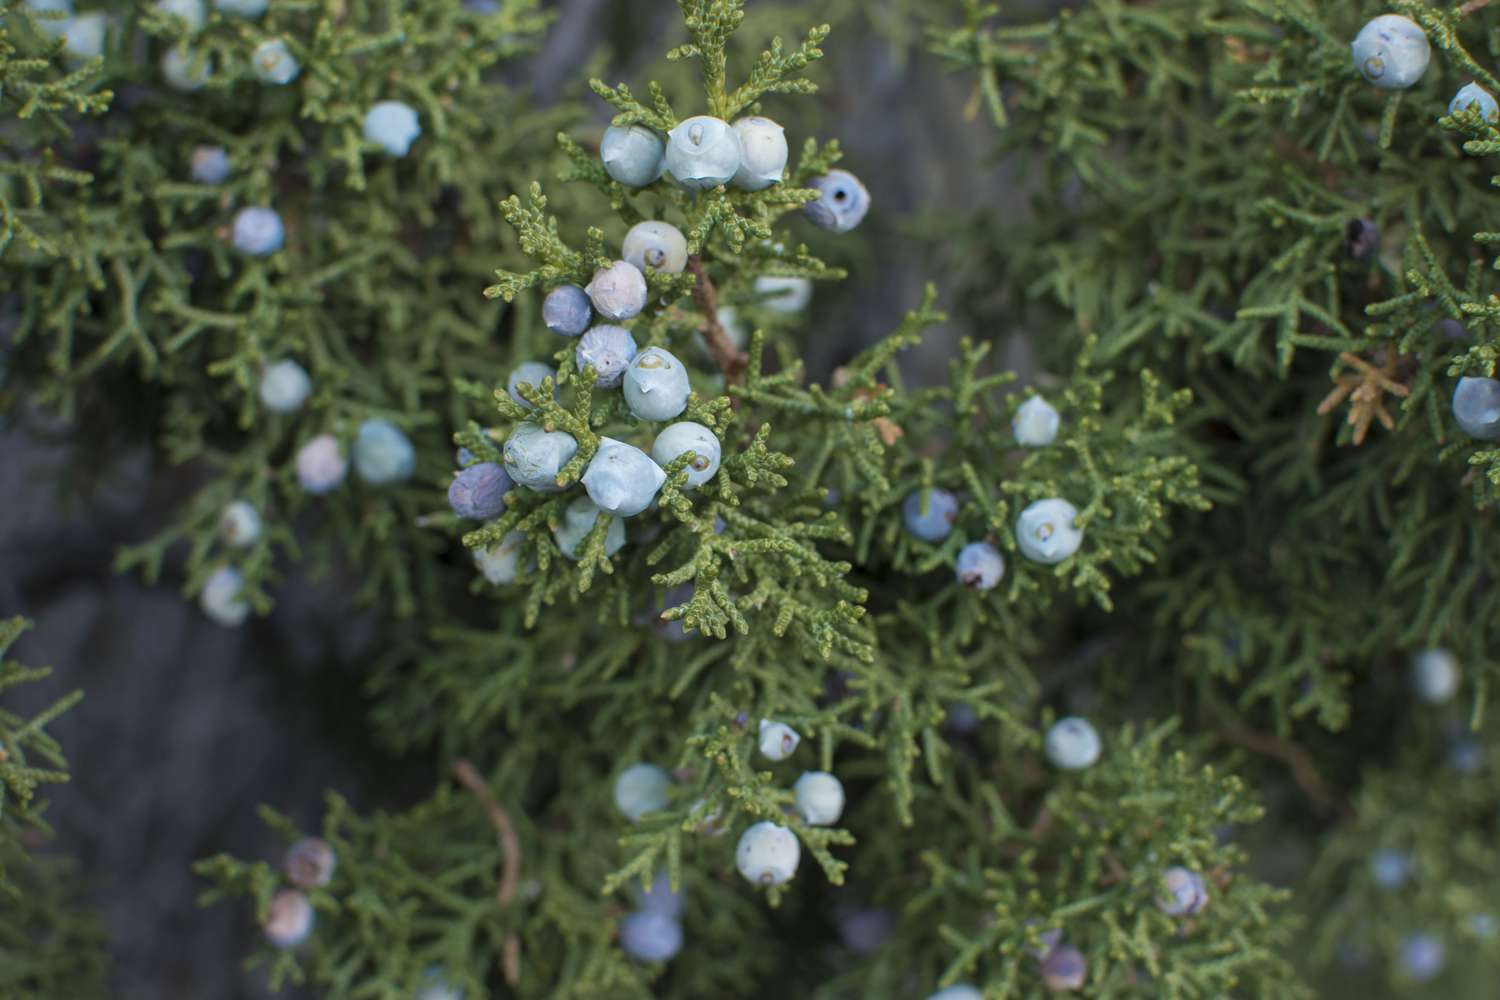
[
  {"xmin": 582, "ymin": 438, "xmax": 665, "ymax": 517},
  {"xmin": 731, "ymin": 116, "xmax": 788, "ymax": 190},
  {"xmin": 955, "ymin": 541, "xmax": 1004, "ymax": 591},
  {"xmin": 264, "ymin": 888, "xmax": 314, "ymax": 948},
  {"xmin": 251, "ymin": 39, "xmax": 298, "ymax": 85},
  {"xmin": 614, "ymin": 763, "xmax": 670, "ymax": 822},
  {"xmin": 156, "ymin": 0, "xmax": 204, "ymax": 31},
  {"xmin": 296, "ymin": 434, "xmax": 347, "ymax": 494},
  {"xmin": 553, "ymin": 495, "xmax": 626, "ymax": 560},
  {"xmin": 61, "ymin": 13, "xmax": 106, "ymax": 62},
  {"xmin": 191, "ymin": 145, "xmax": 230, "ymax": 184},
  {"xmin": 474, "ymin": 531, "xmax": 524, "ymax": 585},
  {"xmin": 1452, "ymin": 377, "xmax": 1500, "ymax": 441},
  {"xmin": 448, "ymin": 462, "xmax": 511, "ymax": 520},
  {"xmin": 717, "ymin": 305, "xmax": 749, "ymax": 347},
  {"xmin": 363, "ymin": 100, "xmax": 421, "ymax": 156},
  {"xmin": 353, "ymin": 418, "xmax": 415, "ymax": 485},
  {"xmin": 259, "ymin": 359, "xmax": 311, "ymax": 412},
  {"xmin": 1015, "ymin": 498, "xmax": 1083, "ymax": 564},
  {"xmin": 585, "ymin": 261, "xmax": 648, "ymax": 322},
  {"xmin": 1399, "ymin": 932, "xmax": 1445, "ymax": 981},
  {"xmin": 619, "ymin": 910, "xmax": 683, "ymax": 963},
  {"xmin": 199, "ymin": 566, "xmax": 250, "ymax": 627},
  {"xmin": 665, "ymin": 115, "xmax": 743, "ymax": 190},
  {"xmin": 753, "ymin": 274, "xmax": 812, "ymax": 314},
  {"xmin": 506, "ymin": 361, "xmax": 556, "ymax": 409},
  {"xmin": 735, "ymin": 822, "xmax": 799, "ymax": 886},
  {"xmin": 219, "ymin": 501, "xmax": 262, "ymax": 547},
  {"xmin": 1024, "ymin": 925, "xmax": 1063, "ymax": 960},
  {"xmin": 25, "ymin": 0, "xmax": 72, "ymax": 39},
  {"xmin": 635, "ymin": 872, "xmax": 683, "ymax": 919},
  {"xmin": 1412, "ymin": 648, "xmax": 1460, "ymax": 704},
  {"xmin": 161, "ymin": 45, "xmax": 211, "ymax": 90},
  {"xmin": 651, "ymin": 421, "xmax": 721, "ymax": 488},
  {"xmin": 1155, "ymin": 866, "xmax": 1208, "ymax": 917},
  {"xmin": 214, "ymin": 0, "xmax": 267, "ymax": 16},
  {"xmin": 927, "ymin": 987, "xmax": 983, "ymax": 1000},
  {"xmin": 414, "ymin": 970, "xmax": 464, "ymax": 1000},
  {"xmin": 543, "ymin": 284, "xmax": 591, "ymax": 337},
  {"xmin": 1351, "ymin": 15, "xmax": 1430, "ymax": 90},
  {"xmin": 1044, "ymin": 716, "xmax": 1101, "ymax": 770},
  {"xmin": 622, "ymin": 221, "xmax": 688, "ymax": 275},
  {"xmin": 232, "ymin": 206, "xmax": 284, "ymax": 255},
  {"xmin": 793, "ymin": 771, "xmax": 845, "ymax": 826},
  {"xmin": 758, "ymin": 719, "xmax": 801, "ymax": 761},
  {"xmin": 623, "ymin": 346, "xmax": 691, "ymax": 422},
  {"xmin": 902, "ymin": 487, "xmax": 959, "ymax": 543},
  {"xmin": 1450, "ymin": 83, "xmax": 1499, "ymax": 121},
  {"xmin": 1013, "ymin": 395, "xmax": 1060, "ymax": 447},
  {"xmin": 804, "ymin": 170, "xmax": 870, "ymax": 232},
  {"xmin": 284, "ymin": 837, "xmax": 336, "ymax": 888},
  {"xmin": 1040, "ymin": 944, "xmax": 1087, "ymax": 991},
  {"xmin": 503, "ymin": 422, "xmax": 577, "ymax": 492},
  {"xmin": 576, "ymin": 325, "xmax": 639, "ymax": 388},
  {"xmin": 1369, "ymin": 848, "xmax": 1412, "ymax": 890},
  {"xmin": 601, "ymin": 124, "xmax": 665, "ymax": 187}
]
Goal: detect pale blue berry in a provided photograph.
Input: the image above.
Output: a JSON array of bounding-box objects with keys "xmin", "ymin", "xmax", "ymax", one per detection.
[
  {"xmin": 1045, "ymin": 716, "xmax": 1100, "ymax": 770},
  {"xmin": 296, "ymin": 434, "xmax": 347, "ymax": 494},
  {"xmin": 283, "ymin": 837, "xmax": 336, "ymax": 888},
  {"xmin": 1015, "ymin": 498, "xmax": 1082, "ymax": 564},
  {"xmin": 758, "ymin": 719, "xmax": 800, "ymax": 761},
  {"xmin": 585, "ymin": 261, "xmax": 648, "ymax": 322},
  {"xmin": 729, "ymin": 116, "xmax": 788, "ymax": 190},
  {"xmin": 716, "ymin": 305, "xmax": 748, "ymax": 347},
  {"xmin": 1399, "ymin": 932, "xmax": 1444, "ymax": 981},
  {"xmin": 353, "ymin": 418, "xmax": 415, "ymax": 485},
  {"xmin": 955, "ymin": 541, "xmax": 1004, "ymax": 591},
  {"xmin": 576, "ymin": 325, "xmax": 638, "ymax": 388},
  {"xmin": 232, "ymin": 206, "xmax": 284, "ymax": 255},
  {"xmin": 804, "ymin": 169, "xmax": 870, "ymax": 232},
  {"xmin": 1040, "ymin": 944, "xmax": 1087, "ymax": 991},
  {"xmin": 61, "ymin": 12, "xmax": 106, "ymax": 62},
  {"xmin": 553, "ymin": 495, "xmax": 626, "ymax": 560},
  {"xmin": 25, "ymin": 0, "xmax": 72, "ymax": 39},
  {"xmin": 665, "ymin": 115, "xmax": 743, "ymax": 190},
  {"xmin": 651, "ymin": 421, "xmax": 721, "ymax": 489},
  {"xmin": 1469, "ymin": 913, "xmax": 1497, "ymax": 938},
  {"xmin": 473, "ymin": 531, "xmax": 524, "ymax": 584},
  {"xmin": 213, "ymin": 0, "xmax": 268, "ymax": 16},
  {"xmin": 448, "ymin": 462, "xmax": 511, "ymax": 520},
  {"xmin": 837, "ymin": 907, "xmax": 892, "ymax": 954},
  {"xmin": 1013, "ymin": 395, "xmax": 1060, "ymax": 447},
  {"xmin": 927, "ymin": 987, "xmax": 982, "ymax": 1000},
  {"xmin": 191, "ymin": 145, "xmax": 230, "ymax": 184},
  {"xmin": 614, "ymin": 763, "xmax": 670, "ymax": 822},
  {"xmin": 622, "ymin": 221, "xmax": 688, "ymax": 275},
  {"xmin": 161, "ymin": 46, "xmax": 211, "ymax": 90},
  {"xmin": 1452, "ymin": 377, "xmax": 1500, "ymax": 440},
  {"xmin": 620, "ymin": 910, "xmax": 682, "ymax": 963},
  {"xmin": 1449, "ymin": 83, "xmax": 1499, "ymax": 121},
  {"xmin": 251, "ymin": 39, "xmax": 298, "ymax": 85},
  {"xmin": 793, "ymin": 771, "xmax": 844, "ymax": 826},
  {"xmin": 1351, "ymin": 15, "xmax": 1430, "ymax": 90},
  {"xmin": 156, "ymin": 0, "xmax": 204, "ymax": 31},
  {"xmin": 623, "ymin": 347, "xmax": 691, "ymax": 422},
  {"xmin": 753, "ymin": 275, "xmax": 812, "ymax": 314},
  {"xmin": 582, "ymin": 437, "xmax": 666, "ymax": 517},
  {"xmin": 363, "ymin": 100, "xmax": 421, "ymax": 156},
  {"xmin": 199, "ymin": 565, "xmax": 250, "ymax": 626},
  {"xmin": 735, "ymin": 821, "xmax": 799, "ymax": 885},
  {"xmin": 543, "ymin": 284, "xmax": 591, "ymax": 337},
  {"xmin": 635, "ymin": 872, "xmax": 683, "ymax": 919},
  {"xmin": 502, "ymin": 422, "xmax": 577, "ymax": 492},
  {"xmin": 263, "ymin": 889, "xmax": 314, "ymax": 948},
  {"xmin": 902, "ymin": 487, "xmax": 958, "ymax": 543},
  {"xmin": 1369, "ymin": 848, "xmax": 1411, "ymax": 890},
  {"xmin": 259, "ymin": 359, "xmax": 311, "ymax": 412},
  {"xmin": 1155, "ymin": 866, "xmax": 1208, "ymax": 917},
  {"xmin": 414, "ymin": 969, "xmax": 464, "ymax": 1000},
  {"xmin": 1412, "ymin": 648, "xmax": 1460, "ymax": 704},
  {"xmin": 218, "ymin": 500, "xmax": 261, "ymax": 547},
  {"xmin": 601, "ymin": 124, "xmax": 665, "ymax": 187},
  {"xmin": 507, "ymin": 361, "xmax": 556, "ymax": 409}
]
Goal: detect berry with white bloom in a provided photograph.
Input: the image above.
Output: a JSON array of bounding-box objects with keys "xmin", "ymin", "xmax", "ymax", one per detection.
[
  {"xmin": 161, "ymin": 46, "xmax": 212, "ymax": 91},
  {"xmin": 553, "ymin": 495, "xmax": 626, "ymax": 561},
  {"xmin": 622, "ymin": 221, "xmax": 689, "ymax": 275},
  {"xmin": 735, "ymin": 822, "xmax": 799, "ymax": 886},
  {"xmin": 753, "ymin": 274, "xmax": 812, "ymax": 313},
  {"xmin": 619, "ymin": 910, "xmax": 683, "ymax": 963},
  {"xmin": 927, "ymin": 987, "xmax": 982, "ymax": 1000},
  {"xmin": 758, "ymin": 719, "xmax": 800, "ymax": 761},
  {"xmin": 1040, "ymin": 944, "xmax": 1087, "ymax": 991},
  {"xmin": 259, "ymin": 359, "xmax": 311, "ymax": 412},
  {"xmin": 263, "ymin": 889, "xmax": 314, "ymax": 948},
  {"xmin": 635, "ymin": 872, "xmax": 682, "ymax": 918},
  {"xmin": 1351, "ymin": 15, "xmax": 1430, "ymax": 90},
  {"xmin": 1452, "ymin": 377, "xmax": 1500, "ymax": 441},
  {"xmin": 156, "ymin": 0, "xmax": 204, "ymax": 31},
  {"xmin": 613, "ymin": 763, "xmax": 670, "ymax": 822},
  {"xmin": 1044, "ymin": 716, "xmax": 1101, "ymax": 770},
  {"xmin": 793, "ymin": 771, "xmax": 845, "ymax": 826},
  {"xmin": 251, "ymin": 39, "xmax": 299, "ymax": 85},
  {"xmin": 600, "ymin": 124, "xmax": 666, "ymax": 187},
  {"xmin": 1412, "ymin": 648, "xmax": 1460, "ymax": 704},
  {"xmin": 25, "ymin": 0, "xmax": 72, "ymax": 39},
  {"xmin": 199, "ymin": 566, "xmax": 250, "ymax": 627},
  {"xmin": 61, "ymin": 13, "xmax": 106, "ymax": 62},
  {"xmin": 214, "ymin": 0, "xmax": 267, "ymax": 16},
  {"xmin": 190, "ymin": 145, "xmax": 230, "ymax": 184},
  {"xmin": 474, "ymin": 531, "xmax": 525, "ymax": 585},
  {"xmin": 582, "ymin": 438, "xmax": 666, "ymax": 517},
  {"xmin": 218, "ymin": 501, "xmax": 261, "ymax": 547},
  {"xmin": 665, "ymin": 115, "xmax": 743, "ymax": 190},
  {"xmin": 1398, "ymin": 932, "xmax": 1445, "ymax": 981},
  {"xmin": 295, "ymin": 434, "xmax": 347, "ymax": 494},
  {"xmin": 1013, "ymin": 395, "xmax": 1060, "ymax": 446},
  {"xmin": 284, "ymin": 837, "xmax": 336, "ymax": 888},
  {"xmin": 575, "ymin": 325, "xmax": 638, "ymax": 388},
  {"xmin": 902, "ymin": 487, "xmax": 958, "ymax": 543},
  {"xmin": 506, "ymin": 361, "xmax": 556, "ymax": 409},
  {"xmin": 543, "ymin": 284, "xmax": 592, "ymax": 337},
  {"xmin": 1450, "ymin": 83, "xmax": 1499, "ymax": 121},
  {"xmin": 585, "ymin": 261, "xmax": 648, "ymax": 322},
  {"xmin": 232, "ymin": 206, "xmax": 284, "ymax": 256},
  {"xmin": 1369, "ymin": 848, "xmax": 1412, "ymax": 890},
  {"xmin": 362, "ymin": 100, "xmax": 422, "ymax": 156},
  {"xmin": 502, "ymin": 422, "xmax": 577, "ymax": 492},
  {"xmin": 448, "ymin": 463, "xmax": 511, "ymax": 520},
  {"xmin": 1155, "ymin": 866, "xmax": 1209, "ymax": 917},
  {"xmin": 353, "ymin": 418, "xmax": 415, "ymax": 485},
  {"xmin": 651, "ymin": 421, "xmax": 721, "ymax": 488},
  {"xmin": 731, "ymin": 116, "xmax": 788, "ymax": 190},
  {"xmin": 623, "ymin": 346, "xmax": 691, "ymax": 422},
  {"xmin": 1015, "ymin": 498, "xmax": 1083, "ymax": 564},
  {"xmin": 955, "ymin": 541, "xmax": 1004, "ymax": 591},
  {"xmin": 804, "ymin": 169, "xmax": 870, "ymax": 232}
]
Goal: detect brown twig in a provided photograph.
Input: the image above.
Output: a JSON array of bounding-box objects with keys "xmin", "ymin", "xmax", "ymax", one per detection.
[
  {"xmin": 1216, "ymin": 722, "xmax": 1353, "ymax": 819},
  {"xmin": 453, "ymin": 759, "xmax": 522, "ymax": 985},
  {"xmin": 1460, "ymin": 0, "xmax": 1492, "ymax": 16},
  {"xmin": 686, "ymin": 255, "xmax": 748, "ymax": 387}
]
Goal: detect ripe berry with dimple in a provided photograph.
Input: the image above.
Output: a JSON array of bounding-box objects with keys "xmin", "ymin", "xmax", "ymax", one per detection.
[
  {"xmin": 353, "ymin": 418, "xmax": 415, "ymax": 485},
  {"xmin": 251, "ymin": 39, "xmax": 298, "ymax": 85},
  {"xmin": 614, "ymin": 763, "xmax": 670, "ymax": 821},
  {"xmin": 1013, "ymin": 395, "xmax": 1060, "ymax": 446},
  {"xmin": 735, "ymin": 822, "xmax": 799, "ymax": 886},
  {"xmin": 619, "ymin": 910, "xmax": 683, "ymax": 963},
  {"xmin": 758, "ymin": 719, "xmax": 800, "ymax": 761},
  {"xmin": 652, "ymin": 422, "xmax": 721, "ymax": 488},
  {"xmin": 296, "ymin": 434, "xmax": 347, "ymax": 494},
  {"xmin": 284, "ymin": 837, "xmax": 336, "ymax": 888},
  {"xmin": 448, "ymin": 463, "xmax": 511, "ymax": 520},
  {"xmin": 1015, "ymin": 498, "xmax": 1083, "ymax": 564},
  {"xmin": 955, "ymin": 541, "xmax": 1004, "ymax": 591},
  {"xmin": 585, "ymin": 261, "xmax": 648, "ymax": 322},
  {"xmin": 622, "ymin": 221, "xmax": 688, "ymax": 275},
  {"xmin": 731, "ymin": 116, "xmax": 788, "ymax": 190},
  {"xmin": 1351, "ymin": 15, "xmax": 1430, "ymax": 90},
  {"xmin": 502, "ymin": 422, "xmax": 577, "ymax": 492},
  {"xmin": 582, "ymin": 438, "xmax": 666, "ymax": 517},
  {"xmin": 804, "ymin": 169, "xmax": 870, "ymax": 232},
  {"xmin": 1452, "ymin": 377, "xmax": 1500, "ymax": 441},
  {"xmin": 1450, "ymin": 83, "xmax": 1499, "ymax": 121},
  {"xmin": 793, "ymin": 771, "xmax": 845, "ymax": 826},
  {"xmin": 665, "ymin": 116, "xmax": 743, "ymax": 190},
  {"xmin": 623, "ymin": 346, "xmax": 691, "ymax": 422},
  {"xmin": 1045, "ymin": 716, "xmax": 1100, "ymax": 770},
  {"xmin": 902, "ymin": 487, "xmax": 958, "ymax": 543},
  {"xmin": 576, "ymin": 325, "xmax": 638, "ymax": 388},
  {"xmin": 543, "ymin": 284, "xmax": 592, "ymax": 337},
  {"xmin": 264, "ymin": 889, "xmax": 314, "ymax": 948},
  {"xmin": 601, "ymin": 124, "xmax": 666, "ymax": 187}
]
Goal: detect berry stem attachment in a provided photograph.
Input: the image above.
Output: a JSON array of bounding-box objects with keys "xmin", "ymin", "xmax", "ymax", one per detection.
[
  {"xmin": 687, "ymin": 254, "xmax": 749, "ymax": 388},
  {"xmin": 452, "ymin": 759, "xmax": 523, "ymax": 985}
]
